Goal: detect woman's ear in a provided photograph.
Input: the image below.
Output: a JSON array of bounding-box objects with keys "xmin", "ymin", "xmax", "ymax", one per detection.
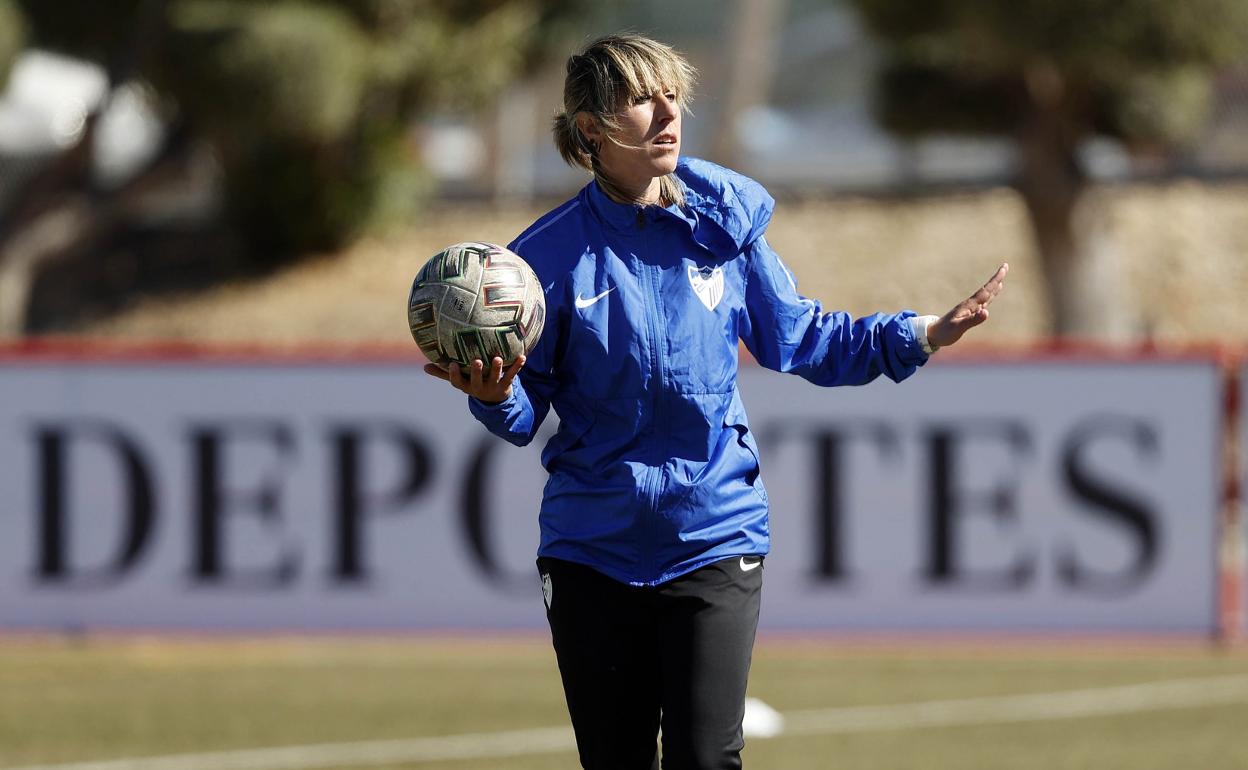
[{"xmin": 575, "ymin": 112, "xmax": 602, "ymax": 152}]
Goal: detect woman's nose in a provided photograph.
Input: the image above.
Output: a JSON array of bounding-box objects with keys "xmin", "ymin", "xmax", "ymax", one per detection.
[{"xmin": 656, "ymin": 94, "xmax": 678, "ymax": 121}]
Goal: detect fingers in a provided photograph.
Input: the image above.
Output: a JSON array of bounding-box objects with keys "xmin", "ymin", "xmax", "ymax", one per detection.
[
  {"xmin": 467, "ymin": 358, "xmax": 499, "ymax": 395},
  {"xmin": 469, "ymin": 358, "xmax": 486, "ymax": 391},
  {"xmin": 445, "ymin": 360, "xmax": 480, "ymax": 395},
  {"xmin": 933, "ymin": 263, "xmax": 1008, "ymax": 349},
  {"xmin": 970, "ymin": 262, "xmax": 1009, "ymax": 308},
  {"xmin": 501, "ymin": 356, "xmax": 526, "ymax": 387},
  {"xmin": 985, "ymin": 262, "xmax": 1009, "ymax": 295},
  {"xmin": 448, "ymin": 362, "xmax": 465, "ymax": 390},
  {"xmin": 423, "ymin": 363, "xmax": 450, "ymax": 382},
  {"xmin": 436, "ymin": 357, "xmax": 525, "ymax": 398}
]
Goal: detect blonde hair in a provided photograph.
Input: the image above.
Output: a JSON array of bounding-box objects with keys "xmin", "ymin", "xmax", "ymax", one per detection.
[{"xmin": 552, "ymin": 34, "xmax": 698, "ymax": 207}]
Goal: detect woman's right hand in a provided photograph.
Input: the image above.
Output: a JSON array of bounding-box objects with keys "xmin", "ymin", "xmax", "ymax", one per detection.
[{"xmin": 424, "ymin": 356, "xmax": 526, "ymax": 405}]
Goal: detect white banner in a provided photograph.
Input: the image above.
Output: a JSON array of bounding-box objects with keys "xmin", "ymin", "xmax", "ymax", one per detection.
[{"xmin": 0, "ymin": 355, "xmax": 1223, "ymax": 633}]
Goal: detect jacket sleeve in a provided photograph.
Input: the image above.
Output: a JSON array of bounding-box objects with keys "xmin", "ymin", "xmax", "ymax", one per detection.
[
  {"xmin": 467, "ymin": 239, "xmax": 561, "ymax": 446},
  {"xmin": 467, "ymin": 366, "xmax": 556, "ymax": 447},
  {"xmin": 740, "ymin": 235, "xmax": 929, "ymax": 386}
]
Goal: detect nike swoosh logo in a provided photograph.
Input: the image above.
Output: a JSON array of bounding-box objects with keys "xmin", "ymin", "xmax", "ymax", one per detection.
[
  {"xmin": 574, "ymin": 288, "xmax": 615, "ymax": 309},
  {"xmin": 740, "ymin": 557, "xmax": 761, "ymax": 572}
]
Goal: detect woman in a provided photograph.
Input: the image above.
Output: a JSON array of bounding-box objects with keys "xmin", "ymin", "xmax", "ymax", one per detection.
[{"xmin": 425, "ymin": 33, "xmax": 1008, "ymax": 770}]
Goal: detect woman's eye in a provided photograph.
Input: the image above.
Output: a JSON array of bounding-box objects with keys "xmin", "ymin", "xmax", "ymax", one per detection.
[{"xmin": 633, "ymin": 94, "xmax": 652, "ymax": 105}]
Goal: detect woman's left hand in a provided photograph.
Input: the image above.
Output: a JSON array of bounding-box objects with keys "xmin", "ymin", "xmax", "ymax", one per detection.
[{"xmin": 927, "ymin": 263, "xmax": 1009, "ymax": 349}]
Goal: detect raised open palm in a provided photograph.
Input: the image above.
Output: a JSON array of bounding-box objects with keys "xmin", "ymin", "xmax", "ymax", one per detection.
[{"xmin": 927, "ymin": 263, "xmax": 1009, "ymax": 349}]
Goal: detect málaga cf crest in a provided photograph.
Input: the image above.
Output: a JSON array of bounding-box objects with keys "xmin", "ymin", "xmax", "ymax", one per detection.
[{"xmin": 687, "ymin": 265, "xmax": 724, "ymax": 311}]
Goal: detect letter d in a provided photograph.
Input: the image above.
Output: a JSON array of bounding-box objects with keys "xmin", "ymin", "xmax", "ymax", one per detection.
[{"xmin": 34, "ymin": 421, "xmax": 155, "ymax": 587}]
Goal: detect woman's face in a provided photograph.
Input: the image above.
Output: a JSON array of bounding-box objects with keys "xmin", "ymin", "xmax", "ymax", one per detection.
[{"xmin": 580, "ymin": 88, "xmax": 681, "ymax": 201}]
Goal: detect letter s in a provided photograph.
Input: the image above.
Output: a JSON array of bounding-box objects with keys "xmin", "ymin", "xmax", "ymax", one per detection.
[{"xmin": 1058, "ymin": 416, "xmax": 1160, "ymax": 595}]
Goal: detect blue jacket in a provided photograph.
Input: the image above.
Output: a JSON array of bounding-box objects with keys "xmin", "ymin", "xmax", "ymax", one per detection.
[{"xmin": 470, "ymin": 158, "xmax": 928, "ymax": 586}]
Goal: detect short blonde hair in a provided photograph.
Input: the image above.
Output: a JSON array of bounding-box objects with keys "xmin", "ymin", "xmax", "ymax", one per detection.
[{"xmin": 552, "ymin": 34, "xmax": 698, "ymax": 207}]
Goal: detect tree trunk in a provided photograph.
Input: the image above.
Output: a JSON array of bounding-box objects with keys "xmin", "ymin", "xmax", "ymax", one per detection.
[
  {"xmin": 711, "ymin": 0, "xmax": 788, "ymax": 169},
  {"xmin": 0, "ymin": 114, "xmax": 196, "ymax": 336},
  {"xmin": 1016, "ymin": 68, "xmax": 1134, "ymax": 341},
  {"xmin": 0, "ymin": 109, "xmax": 99, "ymax": 337},
  {"xmin": 0, "ymin": 200, "xmax": 97, "ymax": 335}
]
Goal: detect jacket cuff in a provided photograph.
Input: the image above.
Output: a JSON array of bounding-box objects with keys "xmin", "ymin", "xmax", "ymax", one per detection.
[
  {"xmin": 910, "ymin": 314, "xmax": 940, "ymax": 355},
  {"xmin": 469, "ymin": 391, "xmax": 516, "ymax": 413}
]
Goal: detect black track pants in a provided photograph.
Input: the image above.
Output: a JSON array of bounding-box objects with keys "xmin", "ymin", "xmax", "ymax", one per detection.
[{"xmin": 538, "ymin": 555, "xmax": 763, "ymax": 770}]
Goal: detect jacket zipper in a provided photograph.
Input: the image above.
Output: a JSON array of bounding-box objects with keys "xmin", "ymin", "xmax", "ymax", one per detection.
[{"xmin": 636, "ymin": 208, "xmax": 665, "ymax": 582}]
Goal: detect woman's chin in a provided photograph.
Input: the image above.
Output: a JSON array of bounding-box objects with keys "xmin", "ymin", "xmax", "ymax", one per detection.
[{"xmin": 652, "ymin": 153, "xmax": 680, "ymax": 175}]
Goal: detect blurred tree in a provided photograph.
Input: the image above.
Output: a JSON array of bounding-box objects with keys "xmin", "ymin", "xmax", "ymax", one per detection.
[
  {"xmin": 0, "ymin": 0, "xmax": 582, "ymax": 334},
  {"xmin": 849, "ymin": 0, "xmax": 1248, "ymax": 338},
  {"xmin": 711, "ymin": 0, "xmax": 788, "ymax": 168},
  {"xmin": 0, "ymin": 0, "xmax": 23, "ymax": 84}
]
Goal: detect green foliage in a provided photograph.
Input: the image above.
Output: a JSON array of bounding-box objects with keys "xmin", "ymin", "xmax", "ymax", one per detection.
[
  {"xmin": 165, "ymin": 1, "xmax": 370, "ymax": 145},
  {"xmin": 7, "ymin": 0, "xmax": 581, "ymax": 256},
  {"xmin": 365, "ymin": 1, "xmax": 543, "ymax": 114},
  {"xmin": 854, "ymin": 0, "xmax": 1248, "ymax": 72},
  {"xmin": 1097, "ymin": 68, "xmax": 1215, "ymax": 144},
  {"xmin": 222, "ymin": 138, "xmax": 374, "ymax": 258},
  {"xmin": 851, "ymin": 0, "xmax": 1248, "ymax": 143},
  {"xmin": 0, "ymin": 0, "xmax": 24, "ymax": 86}
]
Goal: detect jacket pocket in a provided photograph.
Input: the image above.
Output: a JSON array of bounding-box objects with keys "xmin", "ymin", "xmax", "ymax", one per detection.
[{"xmin": 723, "ymin": 390, "xmax": 767, "ymax": 502}]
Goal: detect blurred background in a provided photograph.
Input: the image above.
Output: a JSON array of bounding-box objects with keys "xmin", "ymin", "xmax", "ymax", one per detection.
[
  {"xmin": 3, "ymin": 2, "xmax": 1248, "ymax": 769},
  {"xmin": 0, "ymin": 0, "xmax": 1246, "ymax": 344}
]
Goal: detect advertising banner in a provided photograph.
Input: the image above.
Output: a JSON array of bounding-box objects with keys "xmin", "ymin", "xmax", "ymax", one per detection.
[{"xmin": 0, "ymin": 355, "xmax": 1223, "ymax": 633}]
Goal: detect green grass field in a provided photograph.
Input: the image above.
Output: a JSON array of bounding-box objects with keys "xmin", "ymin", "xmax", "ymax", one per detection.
[{"xmin": 2, "ymin": 634, "xmax": 1247, "ymax": 770}]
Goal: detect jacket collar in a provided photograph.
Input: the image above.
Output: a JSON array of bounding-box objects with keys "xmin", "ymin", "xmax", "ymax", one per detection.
[
  {"xmin": 582, "ymin": 178, "xmax": 681, "ymax": 232},
  {"xmin": 580, "ymin": 162, "xmax": 770, "ymax": 260}
]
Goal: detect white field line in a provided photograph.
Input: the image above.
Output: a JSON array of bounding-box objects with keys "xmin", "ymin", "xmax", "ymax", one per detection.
[
  {"xmin": 6, "ymin": 674, "xmax": 1248, "ymax": 770},
  {"xmin": 779, "ymin": 673, "xmax": 1248, "ymax": 736}
]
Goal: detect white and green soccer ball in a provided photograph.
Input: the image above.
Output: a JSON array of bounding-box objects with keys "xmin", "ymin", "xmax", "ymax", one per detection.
[{"xmin": 407, "ymin": 242, "xmax": 546, "ymax": 369}]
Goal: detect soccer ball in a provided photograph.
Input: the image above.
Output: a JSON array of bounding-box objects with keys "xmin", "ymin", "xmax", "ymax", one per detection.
[{"xmin": 407, "ymin": 242, "xmax": 546, "ymax": 368}]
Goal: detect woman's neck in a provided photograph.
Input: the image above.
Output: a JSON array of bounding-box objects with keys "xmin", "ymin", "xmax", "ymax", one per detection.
[{"xmin": 599, "ymin": 172, "xmax": 662, "ymax": 206}]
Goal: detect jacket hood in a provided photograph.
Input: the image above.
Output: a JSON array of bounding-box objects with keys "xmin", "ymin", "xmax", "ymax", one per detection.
[{"xmin": 676, "ymin": 157, "xmax": 775, "ymax": 258}]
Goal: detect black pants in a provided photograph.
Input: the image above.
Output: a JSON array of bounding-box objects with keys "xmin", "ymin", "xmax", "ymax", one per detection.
[{"xmin": 538, "ymin": 555, "xmax": 763, "ymax": 770}]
